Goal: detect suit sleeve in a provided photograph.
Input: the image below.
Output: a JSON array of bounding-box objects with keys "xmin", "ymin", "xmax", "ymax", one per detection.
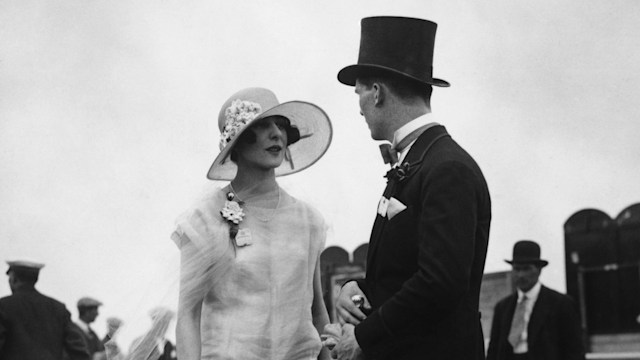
[
  {"xmin": 63, "ymin": 311, "xmax": 91, "ymax": 360},
  {"xmin": 355, "ymin": 161, "xmax": 482, "ymax": 349}
]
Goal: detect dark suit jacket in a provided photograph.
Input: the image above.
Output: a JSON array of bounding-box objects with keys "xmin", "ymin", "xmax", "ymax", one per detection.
[
  {"xmin": 0, "ymin": 287, "xmax": 90, "ymax": 360},
  {"xmin": 354, "ymin": 125, "xmax": 491, "ymax": 360},
  {"xmin": 486, "ymin": 285, "xmax": 586, "ymax": 360},
  {"xmin": 158, "ymin": 340, "xmax": 177, "ymax": 360},
  {"xmin": 76, "ymin": 322, "xmax": 105, "ymax": 355}
]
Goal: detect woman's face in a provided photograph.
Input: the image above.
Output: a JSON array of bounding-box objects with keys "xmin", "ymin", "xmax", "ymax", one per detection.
[{"xmin": 234, "ymin": 116, "xmax": 289, "ymax": 172}]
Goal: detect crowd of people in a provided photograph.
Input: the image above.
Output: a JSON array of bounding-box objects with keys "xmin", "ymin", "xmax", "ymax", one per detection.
[
  {"xmin": 0, "ymin": 15, "xmax": 586, "ymax": 360},
  {"xmin": 0, "ymin": 260, "xmax": 177, "ymax": 360}
]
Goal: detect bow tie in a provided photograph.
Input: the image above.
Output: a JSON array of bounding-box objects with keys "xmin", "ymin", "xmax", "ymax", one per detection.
[
  {"xmin": 378, "ymin": 123, "xmax": 434, "ymax": 166},
  {"xmin": 379, "ymin": 143, "xmax": 398, "ymax": 165}
]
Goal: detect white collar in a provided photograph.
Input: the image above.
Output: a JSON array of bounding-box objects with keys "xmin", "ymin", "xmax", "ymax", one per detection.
[
  {"xmin": 76, "ymin": 320, "xmax": 91, "ymax": 333},
  {"xmin": 391, "ymin": 113, "xmax": 437, "ymax": 150},
  {"xmin": 517, "ymin": 281, "xmax": 541, "ymax": 303}
]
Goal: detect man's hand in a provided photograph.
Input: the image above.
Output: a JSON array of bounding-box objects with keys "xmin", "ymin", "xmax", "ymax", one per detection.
[
  {"xmin": 331, "ymin": 324, "xmax": 364, "ymax": 360},
  {"xmin": 335, "ymin": 281, "xmax": 371, "ymax": 325}
]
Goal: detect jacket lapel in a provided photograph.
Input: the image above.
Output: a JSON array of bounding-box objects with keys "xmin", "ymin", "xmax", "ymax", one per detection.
[
  {"xmin": 365, "ymin": 125, "xmax": 450, "ymax": 274},
  {"xmin": 527, "ymin": 286, "xmax": 552, "ymax": 348}
]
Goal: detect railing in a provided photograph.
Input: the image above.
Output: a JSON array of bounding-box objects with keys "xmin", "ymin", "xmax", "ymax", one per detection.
[{"xmin": 587, "ymin": 353, "xmax": 640, "ymax": 360}]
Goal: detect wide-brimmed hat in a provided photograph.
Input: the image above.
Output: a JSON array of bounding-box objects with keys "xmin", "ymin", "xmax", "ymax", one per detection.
[
  {"xmin": 338, "ymin": 16, "xmax": 450, "ymax": 88},
  {"xmin": 207, "ymin": 87, "xmax": 332, "ymax": 180},
  {"xmin": 505, "ymin": 240, "xmax": 549, "ymax": 267}
]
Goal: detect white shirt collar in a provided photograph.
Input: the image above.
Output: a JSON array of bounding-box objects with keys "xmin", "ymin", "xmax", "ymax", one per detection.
[
  {"xmin": 391, "ymin": 113, "xmax": 439, "ymax": 163},
  {"xmin": 391, "ymin": 113, "xmax": 436, "ymax": 149},
  {"xmin": 517, "ymin": 281, "xmax": 541, "ymax": 303},
  {"xmin": 76, "ymin": 320, "xmax": 91, "ymax": 333}
]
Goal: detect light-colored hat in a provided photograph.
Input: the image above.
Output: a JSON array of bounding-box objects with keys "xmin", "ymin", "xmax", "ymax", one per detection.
[
  {"xmin": 77, "ymin": 296, "xmax": 103, "ymax": 308},
  {"xmin": 106, "ymin": 317, "xmax": 123, "ymax": 327},
  {"xmin": 5, "ymin": 259, "xmax": 45, "ymax": 274},
  {"xmin": 148, "ymin": 306, "xmax": 175, "ymax": 320},
  {"xmin": 207, "ymin": 87, "xmax": 332, "ymax": 180}
]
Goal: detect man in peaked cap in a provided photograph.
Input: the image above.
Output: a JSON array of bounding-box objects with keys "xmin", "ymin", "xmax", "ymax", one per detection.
[
  {"xmin": 76, "ymin": 296, "xmax": 106, "ymax": 359},
  {"xmin": 333, "ymin": 16, "xmax": 491, "ymax": 360},
  {"xmin": 0, "ymin": 260, "xmax": 90, "ymax": 360},
  {"xmin": 486, "ymin": 240, "xmax": 586, "ymax": 360}
]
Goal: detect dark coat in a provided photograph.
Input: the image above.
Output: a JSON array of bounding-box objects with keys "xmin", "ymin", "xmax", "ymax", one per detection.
[
  {"xmin": 0, "ymin": 287, "xmax": 90, "ymax": 360},
  {"xmin": 486, "ymin": 285, "xmax": 586, "ymax": 360},
  {"xmin": 76, "ymin": 322, "xmax": 105, "ymax": 355},
  {"xmin": 354, "ymin": 125, "xmax": 491, "ymax": 360}
]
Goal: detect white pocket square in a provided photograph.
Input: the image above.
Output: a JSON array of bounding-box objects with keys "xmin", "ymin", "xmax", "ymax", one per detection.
[{"xmin": 387, "ymin": 197, "xmax": 407, "ymax": 219}]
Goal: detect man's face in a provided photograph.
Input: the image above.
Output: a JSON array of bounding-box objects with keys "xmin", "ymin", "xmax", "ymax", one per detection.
[
  {"xmin": 355, "ymin": 79, "xmax": 385, "ymax": 140},
  {"xmin": 84, "ymin": 307, "xmax": 99, "ymax": 323},
  {"xmin": 512, "ymin": 263, "xmax": 541, "ymax": 292},
  {"xmin": 7, "ymin": 271, "xmax": 16, "ymax": 292}
]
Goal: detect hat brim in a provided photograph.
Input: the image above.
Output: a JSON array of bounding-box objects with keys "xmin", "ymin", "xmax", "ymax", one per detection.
[
  {"xmin": 337, "ymin": 64, "xmax": 450, "ymax": 88},
  {"xmin": 207, "ymin": 101, "xmax": 332, "ymax": 181},
  {"xmin": 505, "ymin": 259, "xmax": 549, "ymax": 267}
]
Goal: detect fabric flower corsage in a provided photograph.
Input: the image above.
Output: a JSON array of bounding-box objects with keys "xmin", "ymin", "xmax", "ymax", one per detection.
[
  {"xmin": 219, "ymin": 99, "xmax": 262, "ymax": 150},
  {"xmin": 385, "ymin": 162, "xmax": 411, "ymax": 183},
  {"xmin": 220, "ymin": 192, "xmax": 245, "ymax": 245}
]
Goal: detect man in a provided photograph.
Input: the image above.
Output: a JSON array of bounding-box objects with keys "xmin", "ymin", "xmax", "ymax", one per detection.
[
  {"xmin": 76, "ymin": 296, "xmax": 106, "ymax": 359},
  {"xmin": 333, "ymin": 16, "xmax": 491, "ymax": 360},
  {"xmin": 0, "ymin": 259, "xmax": 90, "ymax": 360},
  {"xmin": 486, "ymin": 240, "xmax": 585, "ymax": 360}
]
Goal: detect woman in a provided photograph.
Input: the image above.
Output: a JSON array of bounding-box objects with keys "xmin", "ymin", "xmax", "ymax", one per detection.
[{"xmin": 172, "ymin": 87, "xmax": 332, "ymax": 360}]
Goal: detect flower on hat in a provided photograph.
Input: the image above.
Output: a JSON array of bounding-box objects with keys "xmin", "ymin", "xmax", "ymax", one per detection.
[{"xmin": 219, "ymin": 99, "xmax": 262, "ymax": 150}]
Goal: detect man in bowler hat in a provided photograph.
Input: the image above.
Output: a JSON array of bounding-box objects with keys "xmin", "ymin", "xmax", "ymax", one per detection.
[
  {"xmin": 333, "ymin": 16, "xmax": 491, "ymax": 359},
  {"xmin": 486, "ymin": 240, "xmax": 585, "ymax": 360},
  {"xmin": 0, "ymin": 260, "xmax": 90, "ymax": 360}
]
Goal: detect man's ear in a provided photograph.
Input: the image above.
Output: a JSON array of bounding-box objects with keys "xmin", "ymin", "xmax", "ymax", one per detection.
[{"xmin": 372, "ymin": 82, "xmax": 385, "ymax": 106}]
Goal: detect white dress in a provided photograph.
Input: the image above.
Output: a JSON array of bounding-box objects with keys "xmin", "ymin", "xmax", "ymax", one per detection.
[{"xmin": 172, "ymin": 187, "xmax": 326, "ymax": 360}]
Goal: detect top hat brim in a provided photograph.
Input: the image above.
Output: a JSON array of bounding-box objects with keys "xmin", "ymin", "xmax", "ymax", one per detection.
[
  {"xmin": 505, "ymin": 259, "xmax": 549, "ymax": 267},
  {"xmin": 207, "ymin": 100, "xmax": 332, "ymax": 181},
  {"xmin": 337, "ymin": 64, "xmax": 450, "ymax": 88}
]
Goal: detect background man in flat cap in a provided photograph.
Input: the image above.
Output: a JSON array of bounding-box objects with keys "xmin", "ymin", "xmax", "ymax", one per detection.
[
  {"xmin": 333, "ymin": 16, "xmax": 491, "ymax": 360},
  {"xmin": 76, "ymin": 296, "xmax": 106, "ymax": 360},
  {"xmin": 486, "ymin": 240, "xmax": 585, "ymax": 360},
  {"xmin": 0, "ymin": 260, "xmax": 90, "ymax": 360}
]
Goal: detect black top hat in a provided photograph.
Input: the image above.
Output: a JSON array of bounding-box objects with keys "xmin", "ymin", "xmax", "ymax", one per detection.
[
  {"xmin": 338, "ymin": 16, "xmax": 450, "ymax": 88},
  {"xmin": 505, "ymin": 240, "xmax": 549, "ymax": 267}
]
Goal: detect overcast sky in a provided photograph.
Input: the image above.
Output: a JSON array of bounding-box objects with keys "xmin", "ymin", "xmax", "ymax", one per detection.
[{"xmin": 2, "ymin": 0, "xmax": 640, "ymax": 349}]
